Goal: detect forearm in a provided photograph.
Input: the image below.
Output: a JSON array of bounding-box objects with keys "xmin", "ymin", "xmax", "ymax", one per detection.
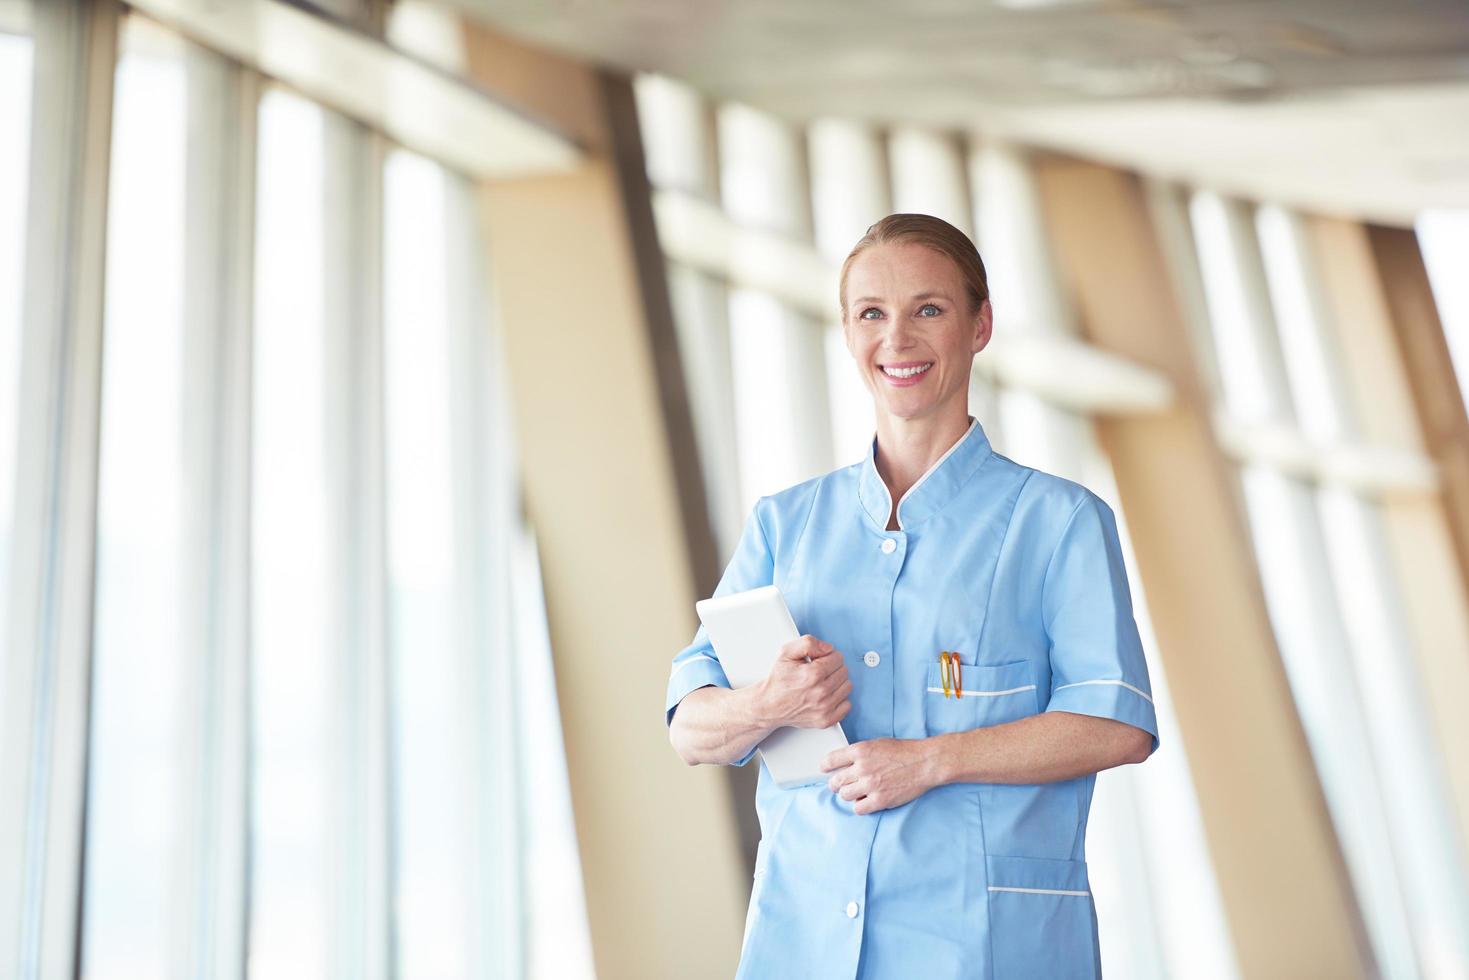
[
  {"xmin": 668, "ymin": 684, "xmax": 777, "ymax": 766},
  {"xmin": 926, "ymin": 710, "xmax": 1153, "ymax": 786}
]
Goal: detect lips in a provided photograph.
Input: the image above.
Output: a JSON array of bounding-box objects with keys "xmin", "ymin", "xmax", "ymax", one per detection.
[{"xmin": 880, "ymin": 360, "xmax": 933, "ymax": 386}]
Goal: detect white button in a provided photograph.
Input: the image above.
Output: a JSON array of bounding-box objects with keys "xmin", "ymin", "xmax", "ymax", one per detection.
[
  {"xmin": 880, "ymin": 537, "xmax": 897, "ymax": 554},
  {"xmin": 846, "ymin": 901, "xmax": 859, "ymax": 918},
  {"xmin": 863, "ymin": 650, "xmax": 881, "ymax": 667}
]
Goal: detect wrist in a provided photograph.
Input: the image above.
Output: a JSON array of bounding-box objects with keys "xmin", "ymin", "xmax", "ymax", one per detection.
[
  {"xmin": 921, "ymin": 733, "xmax": 954, "ymax": 788},
  {"xmin": 741, "ymin": 680, "xmax": 781, "ymax": 733}
]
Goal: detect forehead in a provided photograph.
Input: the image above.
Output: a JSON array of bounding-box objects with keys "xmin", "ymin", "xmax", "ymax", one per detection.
[{"xmin": 846, "ymin": 241, "xmax": 963, "ymax": 301}]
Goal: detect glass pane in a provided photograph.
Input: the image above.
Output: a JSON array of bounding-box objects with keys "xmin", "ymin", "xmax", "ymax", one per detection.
[
  {"xmin": 81, "ymin": 25, "xmax": 188, "ymax": 978},
  {"xmin": 382, "ymin": 147, "xmax": 474, "ymax": 979},
  {"xmin": 250, "ymin": 87, "xmax": 331, "ymax": 979},
  {"xmin": 729, "ymin": 289, "xmax": 831, "ymax": 509},
  {"xmin": 1416, "ymin": 210, "xmax": 1469, "ymax": 405},
  {"xmin": 665, "ymin": 260, "xmax": 744, "ymax": 553},
  {"xmin": 0, "ymin": 10, "xmax": 33, "ymax": 733},
  {"xmin": 513, "ymin": 525, "xmax": 595, "ymax": 980}
]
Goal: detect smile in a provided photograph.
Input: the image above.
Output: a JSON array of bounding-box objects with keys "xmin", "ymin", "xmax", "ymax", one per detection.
[{"xmin": 881, "ymin": 362, "xmax": 933, "ymax": 379}]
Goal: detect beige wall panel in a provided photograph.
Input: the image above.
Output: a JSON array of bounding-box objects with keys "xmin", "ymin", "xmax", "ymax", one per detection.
[
  {"xmin": 479, "ymin": 163, "xmax": 748, "ymax": 980},
  {"xmin": 1309, "ymin": 217, "xmax": 1469, "ymax": 851},
  {"xmin": 1305, "ymin": 221, "xmax": 1425, "ymax": 451},
  {"xmin": 1368, "ymin": 224, "xmax": 1469, "ymax": 594},
  {"xmin": 1032, "ymin": 157, "xmax": 1368, "ymax": 979},
  {"xmin": 462, "ymin": 24, "xmax": 748, "ymax": 979},
  {"xmin": 462, "ymin": 19, "xmax": 609, "ymax": 153}
]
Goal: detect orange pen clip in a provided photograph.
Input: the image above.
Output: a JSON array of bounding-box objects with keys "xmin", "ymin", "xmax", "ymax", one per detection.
[
  {"xmin": 953, "ymin": 655, "xmax": 962, "ymax": 698},
  {"xmin": 940, "ymin": 652, "xmax": 954, "ymax": 698}
]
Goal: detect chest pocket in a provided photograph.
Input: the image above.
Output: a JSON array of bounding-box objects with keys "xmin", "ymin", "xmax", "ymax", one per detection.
[{"xmin": 924, "ymin": 659, "xmax": 1039, "ymax": 735}]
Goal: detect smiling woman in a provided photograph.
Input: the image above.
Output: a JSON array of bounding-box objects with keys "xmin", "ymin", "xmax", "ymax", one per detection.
[{"xmin": 666, "ymin": 212, "xmax": 1159, "ymax": 980}]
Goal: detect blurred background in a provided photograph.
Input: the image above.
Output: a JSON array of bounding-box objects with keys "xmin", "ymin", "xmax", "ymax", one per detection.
[{"xmin": 1, "ymin": 0, "xmax": 1467, "ymax": 977}]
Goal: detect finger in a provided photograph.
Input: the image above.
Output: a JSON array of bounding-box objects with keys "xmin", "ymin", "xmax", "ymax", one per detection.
[
  {"xmin": 820, "ymin": 748, "xmax": 849, "ymax": 772},
  {"xmin": 839, "ymin": 778, "xmax": 864, "ymax": 802},
  {"xmin": 803, "ymin": 635, "xmax": 837, "ymax": 658},
  {"xmin": 809, "ymin": 664, "xmax": 844, "ymax": 698},
  {"xmin": 810, "ymin": 653, "xmax": 847, "ymax": 681},
  {"xmin": 778, "ymin": 638, "xmax": 811, "ymax": 661},
  {"xmin": 820, "ymin": 676, "xmax": 853, "ymax": 703}
]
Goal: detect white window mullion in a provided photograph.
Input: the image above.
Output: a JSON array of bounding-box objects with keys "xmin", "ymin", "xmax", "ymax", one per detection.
[
  {"xmin": 175, "ymin": 44, "xmax": 258, "ymax": 980},
  {"xmin": 444, "ymin": 171, "xmax": 524, "ymax": 980},
  {"xmin": 0, "ymin": 2, "xmax": 118, "ymax": 977},
  {"xmin": 321, "ymin": 111, "xmax": 391, "ymax": 980}
]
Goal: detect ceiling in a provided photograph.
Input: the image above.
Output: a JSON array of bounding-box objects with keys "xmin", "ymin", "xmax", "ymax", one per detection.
[{"xmin": 444, "ymin": 0, "xmax": 1469, "ymax": 226}]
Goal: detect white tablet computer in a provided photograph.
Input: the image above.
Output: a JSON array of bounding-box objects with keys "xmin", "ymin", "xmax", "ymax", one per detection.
[{"xmin": 694, "ymin": 585, "xmax": 849, "ymax": 789}]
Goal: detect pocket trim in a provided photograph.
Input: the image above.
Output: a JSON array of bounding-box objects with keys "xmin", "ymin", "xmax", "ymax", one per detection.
[
  {"xmin": 925, "ymin": 683, "xmax": 1037, "ymax": 698},
  {"xmin": 987, "ymin": 885, "xmax": 1089, "ymax": 897}
]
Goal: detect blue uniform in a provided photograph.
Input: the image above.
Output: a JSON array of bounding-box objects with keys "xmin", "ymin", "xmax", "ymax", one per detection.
[{"xmin": 665, "ymin": 416, "xmax": 1159, "ymax": 979}]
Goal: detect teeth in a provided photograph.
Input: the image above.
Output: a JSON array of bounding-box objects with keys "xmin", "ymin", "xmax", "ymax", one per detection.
[{"xmin": 883, "ymin": 362, "xmax": 932, "ymax": 378}]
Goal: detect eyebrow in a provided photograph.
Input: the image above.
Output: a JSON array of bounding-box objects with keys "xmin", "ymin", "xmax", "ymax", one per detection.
[{"xmin": 851, "ymin": 293, "xmax": 954, "ymax": 307}]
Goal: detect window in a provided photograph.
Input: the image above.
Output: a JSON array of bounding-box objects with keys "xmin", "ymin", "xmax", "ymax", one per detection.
[
  {"xmin": 1190, "ymin": 190, "xmax": 1469, "ymax": 978},
  {"xmin": 382, "ymin": 147, "xmax": 474, "ymax": 978},
  {"xmin": 0, "ymin": 2, "xmax": 32, "ymax": 730},
  {"xmin": 1416, "ymin": 210, "xmax": 1469, "ymax": 404},
  {"xmin": 2, "ymin": 8, "xmax": 573, "ymax": 978},
  {"xmin": 250, "ymin": 86, "xmax": 332, "ymax": 978},
  {"xmin": 82, "ymin": 22, "xmax": 188, "ymax": 978}
]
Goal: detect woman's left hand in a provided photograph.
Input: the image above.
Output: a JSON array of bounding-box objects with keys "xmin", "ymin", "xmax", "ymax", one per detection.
[{"xmin": 820, "ymin": 738, "xmax": 939, "ymax": 815}]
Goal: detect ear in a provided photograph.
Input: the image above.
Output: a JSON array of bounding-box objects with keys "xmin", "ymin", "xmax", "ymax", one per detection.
[{"xmin": 970, "ymin": 298, "xmax": 993, "ymax": 355}]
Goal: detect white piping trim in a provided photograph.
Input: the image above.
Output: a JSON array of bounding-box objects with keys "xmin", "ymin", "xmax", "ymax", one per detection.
[
  {"xmin": 1054, "ymin": 679, "xmax": 1154, "ymax": 705},
  {"xmin": 988, "ymin": 886, "xmax": 1090, "ymax": 897},
  {"xmin": 669, "ymin": 653, "xmax": 718, "ymax": 680},
  {"xmin": 926, "ymin": 684, "xmax": 1037, "ymax": 698},
  {"xmin": 891, "ymin": 417, "xmax": 979, "ymax": 528}
]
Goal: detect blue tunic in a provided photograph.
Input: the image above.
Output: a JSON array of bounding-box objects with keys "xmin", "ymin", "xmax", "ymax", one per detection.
[{"xmin": 665, "ymin": 416, "xmax": 1159, "ymax": 979}]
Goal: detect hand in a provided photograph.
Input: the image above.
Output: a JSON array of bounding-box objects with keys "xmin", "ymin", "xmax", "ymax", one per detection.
[
  {"xmin": 752, "ymin": 634, "xmax": 852, "ymax": 730},
  {"xmin": 820, "ymin": 738, "xmax": 938, "ymax": 815}
]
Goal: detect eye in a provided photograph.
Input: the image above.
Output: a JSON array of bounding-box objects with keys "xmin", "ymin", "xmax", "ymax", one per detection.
[
  {"xmin": 918, "ymin": 303, "xmax": 942, "ymax": 317},
  {"xmin": 860, "ymin": 307, "xmax": 882, "ymax": 320}
]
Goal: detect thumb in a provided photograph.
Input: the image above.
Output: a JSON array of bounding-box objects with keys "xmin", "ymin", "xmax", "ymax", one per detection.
[{"xmin": 780, "ymin": 637, "xmax": 826, "ymax": 660}]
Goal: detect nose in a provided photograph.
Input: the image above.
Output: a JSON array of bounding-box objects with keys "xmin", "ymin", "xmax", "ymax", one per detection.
[{"xmin": 881, "ymin": 314, "xmax": 917, "ymax": 353}]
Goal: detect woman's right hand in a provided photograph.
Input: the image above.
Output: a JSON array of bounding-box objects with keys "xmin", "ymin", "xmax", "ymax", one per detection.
[{"xmin": 754, "ymin": 635, "xmax": 853, "ymax": 730}]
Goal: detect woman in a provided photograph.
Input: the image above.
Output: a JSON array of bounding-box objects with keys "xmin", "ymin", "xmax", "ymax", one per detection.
[{"xmin": 665, "ymin": 213, "xmax": 1158, "ymax": 979}]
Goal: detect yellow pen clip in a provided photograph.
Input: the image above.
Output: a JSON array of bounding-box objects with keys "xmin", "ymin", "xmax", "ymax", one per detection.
[{"xmin": 940, "ymin": 652, "xmax": 954, "ymax": 698}]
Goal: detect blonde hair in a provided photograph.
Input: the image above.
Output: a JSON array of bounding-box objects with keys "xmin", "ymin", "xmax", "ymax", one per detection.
[{"xmin": 839, "ymin": 213, "xmax": 990, "ymax": 319}]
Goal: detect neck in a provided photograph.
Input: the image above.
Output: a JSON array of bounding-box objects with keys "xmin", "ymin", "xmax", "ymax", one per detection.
[{"xmin": 872, "ymin": 407, "xmax": 974, "ymax": 517}]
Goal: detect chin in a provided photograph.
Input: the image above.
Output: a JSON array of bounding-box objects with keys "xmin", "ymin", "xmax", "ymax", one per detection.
[{"xmin": 879, "ymin": 399, "xmax": 937, "ymax": 421}]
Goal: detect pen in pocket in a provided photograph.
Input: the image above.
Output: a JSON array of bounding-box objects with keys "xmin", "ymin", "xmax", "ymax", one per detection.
[{"xmin": 939, "ymin": 651, "xmax": 963, "ymax": 698}]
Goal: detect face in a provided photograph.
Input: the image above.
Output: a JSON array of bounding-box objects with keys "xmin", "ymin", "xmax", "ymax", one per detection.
[{"xmin": 842, "ymin": 241, "xmax": 992, "ymax": 424}]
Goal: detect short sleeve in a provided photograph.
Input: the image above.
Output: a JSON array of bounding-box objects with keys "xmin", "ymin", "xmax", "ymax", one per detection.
[
  {"xmin": 664, "ymin": 498, "xmax": 775, "ymax": 767},
  {"xmin": 1040, "ymin": 492, "xmax": 1160, "ymax": 756}
]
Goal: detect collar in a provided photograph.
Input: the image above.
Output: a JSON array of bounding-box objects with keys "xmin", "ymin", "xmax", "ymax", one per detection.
[{"xmin": 857, "ymin": 416, "xmax": 993, "ymax": 531}]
